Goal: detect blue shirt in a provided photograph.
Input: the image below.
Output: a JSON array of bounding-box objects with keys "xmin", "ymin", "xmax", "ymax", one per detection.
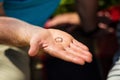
[{"xmin": 0, "ymin": 0, "xmax": 60, "ymax": 26}]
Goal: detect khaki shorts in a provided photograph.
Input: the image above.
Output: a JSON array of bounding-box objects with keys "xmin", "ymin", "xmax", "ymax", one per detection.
[{"xmin": 0, "ymin": 45, "xmax": 30, "ymax": 80}]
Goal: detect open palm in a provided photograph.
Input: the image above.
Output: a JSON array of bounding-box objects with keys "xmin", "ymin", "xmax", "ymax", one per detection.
[{"xmin": 29, "ymin": 28, "xmax": 92, "ymax": 65}]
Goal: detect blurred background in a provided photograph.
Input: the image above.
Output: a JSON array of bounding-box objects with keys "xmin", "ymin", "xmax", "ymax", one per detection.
[{"xmin": 31, "ymin": 0, "xmax": 120, "ymax": 80}]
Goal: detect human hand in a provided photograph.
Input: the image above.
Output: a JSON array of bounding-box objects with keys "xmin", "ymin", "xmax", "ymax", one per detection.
[
  {"xmin": 44, "ymin": 13, "xmax": 80, "ymax": 28},
  {"xmin": 0, "ymin": 17, "xmax": 92, "ymax": 65},
  {"xmin": 28, "ymin": 28, "xmax": 92, "ymax": 65}
]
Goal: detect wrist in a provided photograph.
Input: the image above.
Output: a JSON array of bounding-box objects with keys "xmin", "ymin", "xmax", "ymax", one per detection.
[
  {"xmin": 23, "ymin": 26, "xmax": 48, "ymax": 46},
  {"xmin": 18, "ymin": 25, "xmax": 41, "ymax": 46}
]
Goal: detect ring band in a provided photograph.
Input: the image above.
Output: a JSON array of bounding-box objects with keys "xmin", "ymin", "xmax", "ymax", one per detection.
[{"xmin": 55, "ymin": 37, "xmax": 63, "ymax": 42}]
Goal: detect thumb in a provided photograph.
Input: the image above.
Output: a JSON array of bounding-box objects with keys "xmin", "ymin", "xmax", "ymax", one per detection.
[{"xmin": 28, "ymin": 40, "xmax": 41, "ymax": 56}]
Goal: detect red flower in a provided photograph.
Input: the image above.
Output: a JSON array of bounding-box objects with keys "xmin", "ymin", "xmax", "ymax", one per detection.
[{"xmin": 108, "ymin": 5, "xmax": 120, "ymax": 22}]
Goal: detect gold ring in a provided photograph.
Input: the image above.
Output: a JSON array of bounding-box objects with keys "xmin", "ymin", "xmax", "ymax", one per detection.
[{"xmin": 55, "ymin": 37, "xmax": 63, "ymax": 42}]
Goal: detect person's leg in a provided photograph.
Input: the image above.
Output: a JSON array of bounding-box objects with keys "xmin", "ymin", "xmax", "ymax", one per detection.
[
  {"xmin": 76, "ymin": 0, "xmax": 98, "ymax": 32},
  {"xmin": 0, "ymin": 45, "xmax": 30, "ymax": 80}
]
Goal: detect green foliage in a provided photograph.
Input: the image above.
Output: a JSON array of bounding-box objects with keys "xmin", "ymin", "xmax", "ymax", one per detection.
[
  {"xmin": 53, "ymin": 0, "xmax": 75, "ymax": 16},
  {"xmin": 99, "ymin": 0, "xmax": 120, "ymax": 9},
  {"xmin": 53, "ymin": 0, "xmax": 120, "ymax": 16},
  {"xmin": 60, "ymin": 0, "xmax": 75, "ymax": 5}
]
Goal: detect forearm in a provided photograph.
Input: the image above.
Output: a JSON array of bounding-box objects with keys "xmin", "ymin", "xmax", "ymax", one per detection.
[{"xmin": 0, "ymin": 17, "xmax": 43, "ymax": 47}]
